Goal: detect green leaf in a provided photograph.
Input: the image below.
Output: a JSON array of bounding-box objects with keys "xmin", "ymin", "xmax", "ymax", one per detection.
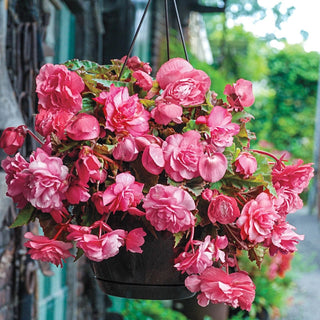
[
  {"xmin": 10, "ymin": 204, "xmax": 35, "ymax": 228},
  {"xmin": 74, "ymin": 248, "xmax": 84, "ymax": 261},
  {"xmin": 174, "ymin": 232, "xmax": 184, "ymax": 248},
  {"xmin": 94, "ymin": 78, "xmax": 132, "ymax": 89},
  {"xmin": 82, "ymin": 96, "xmax": 96, "ymax": 112},
  {"xmin": 63, "ymin": 59, "xmax": 100, "ymax": 71}
]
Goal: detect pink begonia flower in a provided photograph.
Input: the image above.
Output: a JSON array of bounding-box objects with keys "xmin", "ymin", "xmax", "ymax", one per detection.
[
  {"xmin": 265, "ymin": 220, "xmax": 304, "ymax": 256},
  {"xmin": 223, "ymin": 79, "xmax": 255, "ymax": 111},
  {"xmin": 23, "ymin": 149, "xmax": 69, "ymax": 212},
  {"xmin": 94, "ymin": 85, "xmax": 150, "ymax": 137},
  {"xmin": 208, "ymin": 194, "xmax": 240, "ymax": 225},
  {"xmin": 142, "ymin": 144, "xmax": 165, "ymax": 175},
  {"xmin": 156, "ymin": 58, "xmax": 210, "ymax": 106},
  {"xmin": 24, "ymin": 232, "xmax": 73, "ymax": 267},
  {"xmin": 102, "ymin": 172, "xmax": 144, "ymax": 213},
  {"xmin": 120, "ymin": 55, "xmax": 152, "ymax": 74},
  {"xmin": 272, "ymin": 159, "xmax": 314, "ymax": 194},
  {"xmin": 76, "ymin": 230, "xmax": 126, "ymax": 262},
  {"xmin": 65, "ymin": 179, "xmax": 90, "ymax": 204},
  {"xmin": 36, "ymin": 63, "xmax": 84, "ymax": 113},
  {"xmin": 273, "ymin": 186, "xmax": 303, "ymax": 216},
  {"xmin": 67, "ymin": 224, "xmax": 92, "ymax": 242},
  {"xmin": 207, "ymin": 106, "xmax": 240, "ymax": 151},
  {"xmin": 174, "ymin": 235, "xmax": 228, "ymax": 275},
  {"xmin": 234, "ymin": 152, "xmax": 257, "ymax": 178},
  {"xmin": 125, "ymin": 228, "xmax": 147, "ymax": 253},
  {"xmin": 151, "ymin": 102, "xmax": 183, "ymax": 125},
  {"xmin": 1, "ymin": 153, "xmax": 29, "ymax": 208},
  {"xmin": 185, "ymin": 267, "xmax": 255, "ymax": 311},
  {"xmin": 113, "ymin": 135, "xmax": 139, "ymax": 162},
  {"xmin": 135, "ymin": 134, "xmax": 163, "ymax": 152},
  {"xmin": 236, "ymin": 192, "xmax": 280, "ymax": 244},
  {"xmin": 201, "ymin": 188, "xmax": 214, "ymax": 201},
  {"xmin": 267, "ymin": 252, "xmax": 294, "ymax": 280},
  {"xmin": 162, "ymin": 130, "xmax": 203, "ymax": 182},
  {"xmin": 0, "ymin": 125, "xmax": 26, "ymax": 155},
  {"xmin": 198, "ymin": 152, "xmax": 228, "ymax": 183},
  {"xmin": 65, "ymin": 113, "xmax": 100, "ymax": 141},
  {"xmin": 35, "ymin": 109, "xmax": 74, "ymax": 140},
  {"xmin": 156, "ymin": 57, "xmax": 195, "ymax": 89},
  {"xmin": 75, "ymin": 147, "xmax": 102, "ymax": 184},
  {"xmin": 91, "ymin": 191, "xmax": 107, "ymax": 214},
  {"xmin": 49, "ymin": 207, "xmax": 69, "ymax": 224},
  {"xmin": 132, "ymin": 70, "xmax": 153, "ymax": 91},
  {"xmin": 143, "ymin": 184, "xmax": 196, "ymax": 233}
]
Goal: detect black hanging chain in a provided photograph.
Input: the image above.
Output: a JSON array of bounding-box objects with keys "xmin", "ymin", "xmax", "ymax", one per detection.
[
  {"xmin": 164, "ymin": 0, "xmax": 170, "ymax": 61},
  {"xmin": 118, "ymin": 0, "xmax": 189, "ymax": 80},
  {"xmin": 118, "ymin": 0, "xmax": 153, "ymax": 80},
  {"xmin": 172, "ymin": 0, "xmax": 189, "ymax": 62}
]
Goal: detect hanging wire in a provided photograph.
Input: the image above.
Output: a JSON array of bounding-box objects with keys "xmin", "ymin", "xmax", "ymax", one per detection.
[
  {"xmin": 164, "ymin": 0, "xmax": 170, "ymax": 61},
  {"xmin": 172, "ymin": 0, "xmax": 189, "ymax": 62},
  {"xmin": 118, "ymin": 0, "xmax": 153, "ymax": 80},
  {"xmin": 118, "ymin": 0, "xmax": 189, "ymax": 80}
]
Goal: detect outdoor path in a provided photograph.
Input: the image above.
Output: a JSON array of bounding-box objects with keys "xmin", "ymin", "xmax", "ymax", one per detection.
[{"xmin": 282, "ymin": 208, "xmax": 320, "ymax": 320}]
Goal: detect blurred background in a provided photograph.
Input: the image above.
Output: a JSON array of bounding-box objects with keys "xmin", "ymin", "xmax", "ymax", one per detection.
[{"xmin": 0, "ymin": 0, "xmax": 319, "ymax": 319}]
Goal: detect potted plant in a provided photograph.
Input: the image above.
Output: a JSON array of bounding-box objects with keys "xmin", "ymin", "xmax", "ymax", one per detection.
[{"xmin": 0, "ymin": 56, "xmax": 313, "ymax": 311}]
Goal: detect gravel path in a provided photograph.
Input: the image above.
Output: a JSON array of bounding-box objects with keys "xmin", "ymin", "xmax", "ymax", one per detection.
[{"xmin": 282, "ymin": 208, "xmax": 320, "ymax": 320}]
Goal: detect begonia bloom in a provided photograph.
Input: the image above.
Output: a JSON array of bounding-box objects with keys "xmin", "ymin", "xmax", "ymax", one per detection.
[
  {"xmin": 207, "ymin": 106, "xmax": 240, "ymax": 151},
  {"xmin": 237, "ymin": 192, "xmax": 280, "ymax": 244},
  {"xmin": 0, "ymin": 125, "xmax": 26, "ymax": 155},
  {"xmin": 36, "ymin": 63, "xmax": 84, "ymax": 113},
  {"xmin": 208, "ymin": 194, "xmax": 240, "ymax": 224},
  {"xmin": 272, "ymin": 159, "xmax": 314, "ymax": 194},
  {"xmin": 143, "ymin": 184, "xmax": 196, "ymax": 233},
  {"xmin": 125, "ymin": 228, "xmax": 146, "ymax": 253},
  {"xmin": 199, "ymin": 152, "xmax": 228, "ymax": 183},
  {"xmin": 76, "ymin": 146, "xmax": 102, "ymax": 184},
  {"xmin": 24, "ymin": 232, "xmax": 73, "ymax": 267},
  {"xmin": 151, "ymin": 102, "xmax": 183, "ymax": 125},
  {"xmin": 185, "ymin": 267, "xmax": 255, "ymax": 311},
  {"xmin": 133, "ymin": 70, "xmax": 153, "ymax": 91},
  {"xmin": 1, "ymin": 153, "xmax": 29, "ymax": 208},
  {"xmin": 120, "ymin": 55, "xmax": 152, "ymax": 74},
  {"xmin": 24, "ymin": 149, "xmax": 69, "ymax": 212},
  {"xmin": 162, "ymin": 130, "xmax": 203, "ymax": 182},
  {"xmin": 94, "ymin": 85, "xmax": 150, "ymax": 137},
  {"xmin": 266, "ymin": 220, "xmax": 304, "ymax": 256},
  {"xmin": 35, "ymin": 109, "xmax": 74, "ymax": 140},
  {"xmin": 224, "ymin": 79, "xmax": 255, "ymax": 110},
  {"xmin": 76, "ymin": 230, "xmax": 126, "ymax": 262},
  {"xmin": 102, "ymin": 172, "xmax": 144, "ymax": 213},
  {"xmin": 234, "ymin": 152, "xmax": 257, "ymax": 178},
  {"xmin": 142, "ymin": 144, "xmax": 165, "ymax": 175},
  {"xmin": 113, "ymin": 135, "xmax": 139, "ymax": 162},
  {"xmin": 66, "ymin": 113, "xmax": 100, "ymax": 141}
]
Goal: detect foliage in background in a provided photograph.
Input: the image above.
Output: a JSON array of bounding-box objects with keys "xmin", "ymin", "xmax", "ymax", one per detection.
[{"xmin": 121, "ymin": 300, "xmax": 188, "ymax": 320}]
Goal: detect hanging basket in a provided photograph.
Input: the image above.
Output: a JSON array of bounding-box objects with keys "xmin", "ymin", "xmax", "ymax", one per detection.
[{"xmin": 90, "ymin": 216, "xmax": 194, "ymax": 300}]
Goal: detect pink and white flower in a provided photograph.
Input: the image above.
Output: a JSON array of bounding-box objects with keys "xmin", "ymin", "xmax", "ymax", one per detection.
[
  {"xmin": 234, "ymin": 152, "xmax": 257, "ymax": 178},
  {"xmin": 94, "ymin": 85, "xmax": 150, "ymax": 137},
  {"xmin": 102, "ymin": 172, "xmax": 144, "ymax": 213},
  {"xmin": 185, "ymin": 267, "xmax": 255, "ymax": 311},
  {"xmin": 224, "ymin": 79, "xmax": 255, "ymax": 111},
  {"xmin": 24, "ymin": 232, "xmax": 73, "ymax": 267},
  {"xmin": 162, "ymin": 130, "xmax": 203, "ymax": 182},
  {"xmin": 143, "ymin": 184, "xmax": 196, "ymax": 233},
  {"xmin": 208, "ymin": 194, "xmax": 240, "ymax": 224},
  {"xmin": 36, "ymin": 63, "xmax": 84, "ymax": 113},
  {"xmin": 236, "ymin": 192, "xmax": 280, "ymax": 244}
]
